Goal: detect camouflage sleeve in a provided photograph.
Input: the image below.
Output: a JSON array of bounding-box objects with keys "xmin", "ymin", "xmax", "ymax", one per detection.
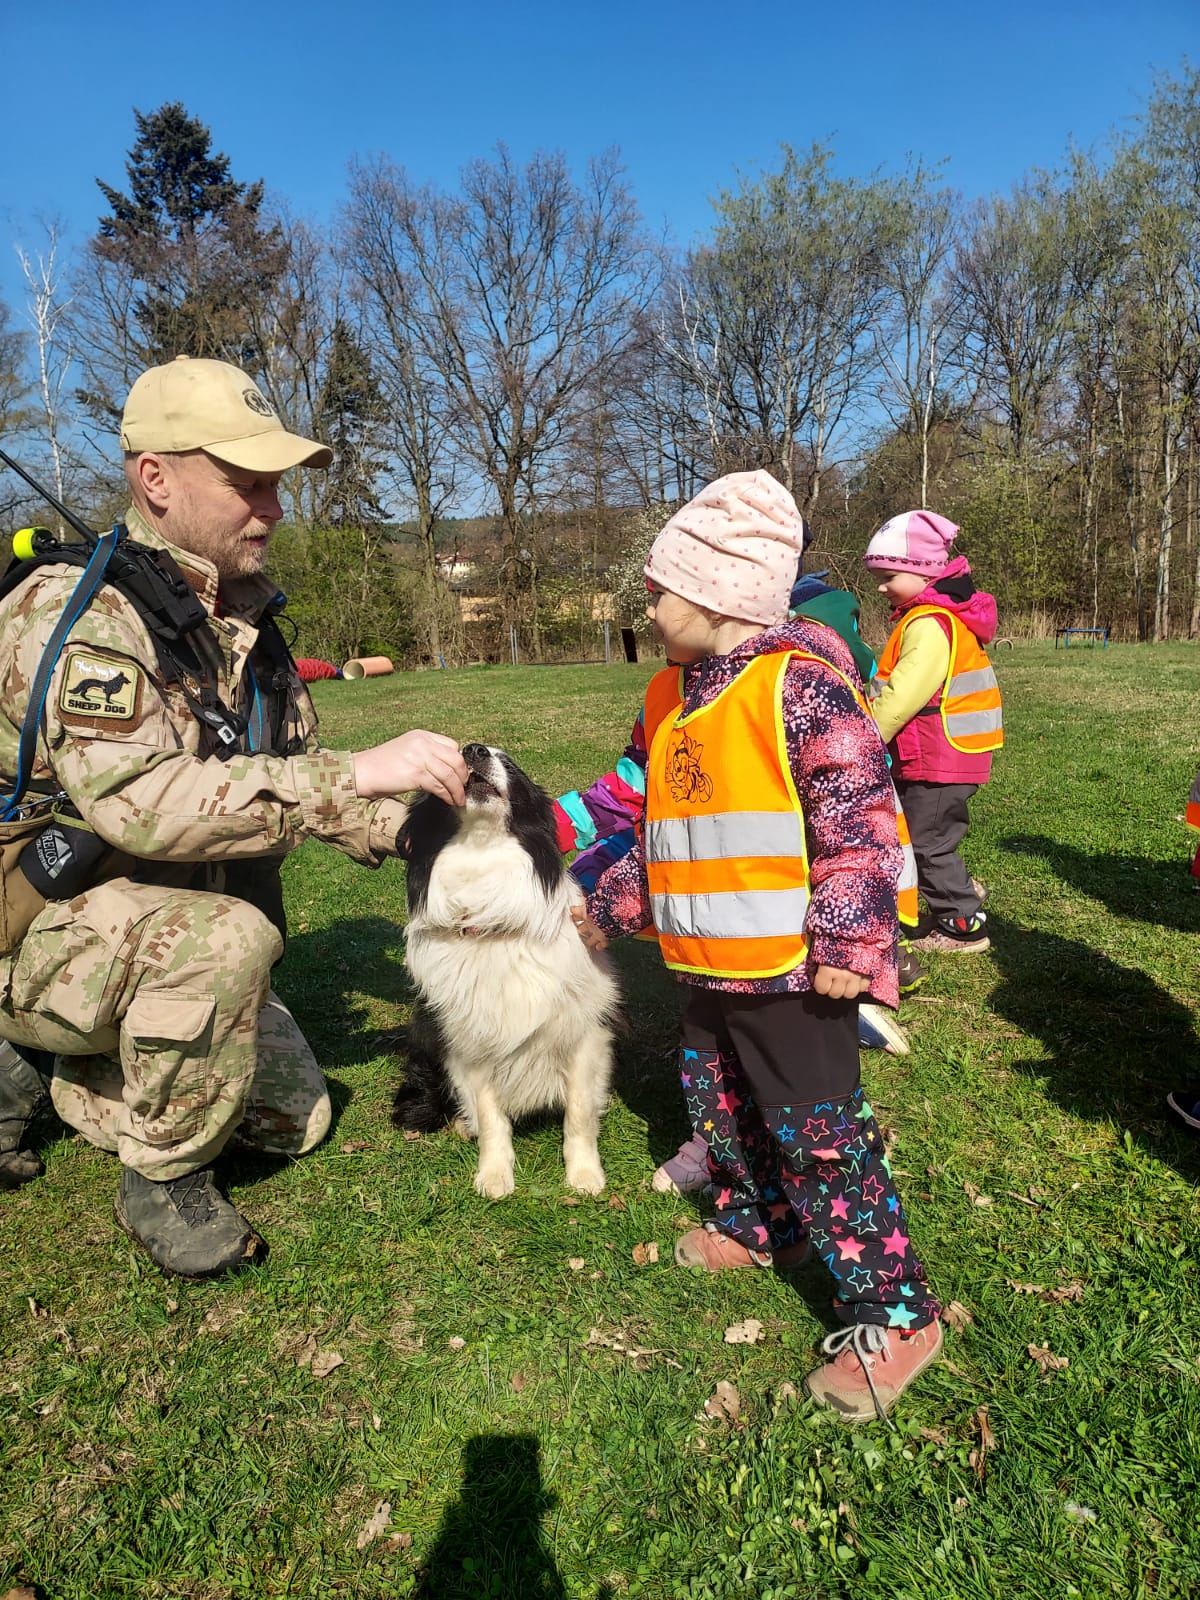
[{"xmin": 0, "ymin": 570, "xmax": 399, "ymax": 867}]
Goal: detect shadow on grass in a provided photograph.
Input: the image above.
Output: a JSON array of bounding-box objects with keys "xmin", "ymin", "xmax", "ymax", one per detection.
[
  {"xmin": 607, "ymin": 940, "xmax": 689, "ymax": 1169},
  {"xmin": 1001, "ymin": 834, "xmax": 1200, "ymax": 933},
  {"xmin": 985, "ymin": 911, "xmax": 1200, "ymax": 1180},
  {"xmin": 277, "ymin": 915, "xmax": 416, "ymax": 1071},
  {"xmin": 413, "ymin": 1433, "xmax": 594, "ymax": 1600}
]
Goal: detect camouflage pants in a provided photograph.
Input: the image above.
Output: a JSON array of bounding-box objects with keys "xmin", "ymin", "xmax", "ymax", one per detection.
[{"xmin": 0, "ymin": 878, "xmax": 330, "ymax": 1180}]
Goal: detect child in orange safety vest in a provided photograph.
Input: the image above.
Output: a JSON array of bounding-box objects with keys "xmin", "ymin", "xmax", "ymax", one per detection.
[
  {"xmin": 864, "ymin": 511, "xmax": 1003, "ymax": 954},
  {"xmin": 588, "ymin": 472, "xmax": 943, "ymax": 1423}
]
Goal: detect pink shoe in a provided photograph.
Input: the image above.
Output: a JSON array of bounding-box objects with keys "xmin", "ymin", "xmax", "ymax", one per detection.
[
  {"xmin": 673, "ymin": 1224, "xmax": 811, "ymax": 1272},
  {"xmin": 652, "ymin": 1132, "xmax": 711, "ymax": 1194},
  {"xmin": 805, "ymin": 1319, "xmax": 943, "ymax": 1422}
]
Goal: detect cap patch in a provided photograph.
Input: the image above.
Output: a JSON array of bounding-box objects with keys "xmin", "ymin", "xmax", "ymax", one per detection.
[
  {"xmin": 243, "ymin": 388, "xmax": 276, "ymax": 419},
  {"xmin": 59, "ymin": 651, "xmax": 143, "ymax": 724}
]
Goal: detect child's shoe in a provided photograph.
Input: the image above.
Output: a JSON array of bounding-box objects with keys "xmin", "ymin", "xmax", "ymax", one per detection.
[
  {"xmin": 858, "ymin": 1003, "xmax": 910, "ymax": 1056},
  {"xmin": 651, "ymin": 1132, "xmax": 710, "ymax": 1194},
  {"xmin": 912, "ymin": 912, "xmax": 990, "ymax": 953},
  {"xmin": 1166, "ymin": 1089, "xmax": 1200, "ymax": 1138},
  {"xmin": 674, "ymin": 1222, "xmax": 811, "ymax": 1271},
  {"xmin": 804, "ymin": 1318, "xmax": 943, "ymax": 1422},
  {"xmin": 897, "ymin": 943, "xmax": 927, "ymax": 995}
]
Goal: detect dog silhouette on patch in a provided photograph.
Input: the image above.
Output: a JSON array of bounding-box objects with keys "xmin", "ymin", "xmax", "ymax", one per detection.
[{"xmin": 70, "ymin": 670, "xmax": 131, "ymax": 706}]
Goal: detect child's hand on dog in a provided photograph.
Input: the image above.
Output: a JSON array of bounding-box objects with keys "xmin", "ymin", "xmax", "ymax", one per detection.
[
  {"xmin": 811, "ymin": 964, "xmax": 870, "ymax": 1000},
  {"xmin": 570, "ymin": 904, "xmax": 609, "ymax": 951}
]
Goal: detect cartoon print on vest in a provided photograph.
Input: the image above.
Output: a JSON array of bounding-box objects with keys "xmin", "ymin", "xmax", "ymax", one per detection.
[
  {"xmin": 58, "ymin": 649, "xmax": 143, "ymax": 724},
  {"xmin": 666, "ymin": 728, "xmax": 714, "ymax": 804}
]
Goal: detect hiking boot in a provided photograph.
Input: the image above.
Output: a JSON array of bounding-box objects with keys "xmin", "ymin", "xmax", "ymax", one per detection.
[
  {"xmin": 114, "ymin": 1165, "xmax": 267, "ymax": 1279},
  {"xmin": 859, "ymin": 1003, "xmax": 910, "ymax": 1057},
  {"xmin": 1166, "ymin": 1089, "xmax": 1200, "ymax": 1138},
  {"xmin": 805, "ymin": 1318, "xmax": 943, "ymax": 1423},
  {"xmin": 652, "ymin": 1131, "xmax": 711, "ymax": 1194},
  {"xmin": 897, "ymin": 943, "xmax": 927, "ymax": 995},
  {"xmin": 911, "ymin": 912, "xmax": 990, "ymax": 953},
  {"xmin": 674, "ymin": 1222, "xmax": 812, "ymax": 1271},
  {"xmin": 0, "ymin": 1041, "xmax": 51, "ymax": 1190}
]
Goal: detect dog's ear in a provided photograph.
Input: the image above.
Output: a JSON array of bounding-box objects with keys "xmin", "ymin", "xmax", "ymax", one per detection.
[
  {"xmin": 397, "ymin": 794, "xmax": 460, "ymax": 911},
  {"xmin": 502, "ymin": 760, "xmax": 564, "ymax": 899}
]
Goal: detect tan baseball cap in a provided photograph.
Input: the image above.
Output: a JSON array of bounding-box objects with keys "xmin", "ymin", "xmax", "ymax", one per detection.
[{"xmin": 120, "ymin": 355, "xmax": 332, "ymax": 471}]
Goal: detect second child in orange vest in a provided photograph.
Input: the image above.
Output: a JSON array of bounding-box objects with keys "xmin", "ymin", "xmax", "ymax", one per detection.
[
  {"xmin": 865, "ymin": 510, "xmax": 1004, "ymax": 955},
  {"xmin": 588, "ymin": 472, "xmax": 943, "ymax": 1423}
]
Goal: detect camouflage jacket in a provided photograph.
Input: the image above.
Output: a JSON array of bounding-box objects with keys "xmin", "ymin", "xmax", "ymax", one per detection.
[{"xmin": 0, "ymin": 507, "xmax": 408, "ymax": 902}]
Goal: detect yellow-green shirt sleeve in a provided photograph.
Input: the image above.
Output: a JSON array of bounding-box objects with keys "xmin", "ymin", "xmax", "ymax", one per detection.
[{"xmin": 872, "ymin": 617, "xmax": 951, "ymax": 745}]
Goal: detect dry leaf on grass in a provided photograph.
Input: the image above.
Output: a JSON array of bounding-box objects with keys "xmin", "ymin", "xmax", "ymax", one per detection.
[
  {"xmin": 310, "ymin": 1349, "xmax": 345, "ymax": 1380},
  {"xmin": 447, "ymin": 1336, "xmax": 466, "ymax": 1350},
  {"xmin": 585, "ymin": 1326, "xmax": 682, "ymax": 1371},
  {"xmin": 723, "ymin": 1318, "xmax": 764, "ymax": 1345},
  {"xmin": 386, "ymin": 1532, "xmax": 414, "ymax": 1552},
  {"xmin": 355, "ymin": 1499, "xmax": 392, "ymax": 1550},
  {"xmin": 704, "ymin": 1380, "xmax": 741, "ymax": 1422},
  {"xmin": 969, "ymin": 1405, "xmax": 997, "ymax": 1482},
  {"xmin": 962, "ymin": 1181, "xmax": 995, "ymax": 1207},
  {"xmin": 293, "ymin": 1333, "xmax": 320, "ymax": 1370},
  {"xmin": 774, "ymin": 1381, "xmax": 799, "ymax": 1406},
  {"xmin": 511, "ymin": 1373, "xmax": 527, "ymax": 1392},
  {"xmin": 941, "ymin": 1301, "xmax": 975, "ymax": 1332},
  {"xmin": 631, "ymin": 1242, "xmax": 659, "ymax": 1266},
  {"xmin": 341, "ymin": 1139, "xmax": 369, "ymax": 1154},
  {"xmin": 560, "ymin": 1196, "xmax": 581, "ymax": 1208},
  {"xmin": 1007, "ymin": 1278, "xmax": 1085, "ymax": 1304},
  {"xmin": 919, "ymin": 1425, "xmax": 951, "ymax": 1446},
  {"xmin": 568, "ymin": 1257, "xmax": 586, "ymax": 1271},
  {"xmin": 1027, "ymin": 1342, "xmax": 1069, "ymax": 1377},
  {"xmin": 26, "ymin": 1298, "xmax": 48, "ymax": 1319},
  {"xmin": 402, "ymin": 1129, "xmax": 421, "ymax": 1142},
  {"xmin": 608, "ymin": 1194, "xmax": 627, "ymax": 1211}
]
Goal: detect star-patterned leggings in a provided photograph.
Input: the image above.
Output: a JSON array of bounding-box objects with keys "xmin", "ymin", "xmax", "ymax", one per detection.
[{"xmin": 679, "ymin": 987, "xmax": 940, "ymax": 1331}]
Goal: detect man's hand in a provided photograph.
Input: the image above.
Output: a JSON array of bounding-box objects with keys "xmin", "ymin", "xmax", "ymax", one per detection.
[
  {"xmin": 353, "ymin": 731, "xmax": 468, "ymax": 806},
  {"xmin": 811, "ymin": 964, "xmax": 871, "ymax": 1000},
  {"xmin": 569, "ymin": 903, "xmax": 609, "ymax": 951}
]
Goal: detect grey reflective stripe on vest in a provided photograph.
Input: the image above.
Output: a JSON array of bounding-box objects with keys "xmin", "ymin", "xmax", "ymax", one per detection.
[
  {"xmin": 645, "ymin": 810, "xmax": 805, "ymax": 863},
  {"xmin": 652, "ymin": 887, "xmax": 811, "ymax": 940},
  {"xmin": 947, "ymin": 665, "xmax": 999, "ymax": 699},
  {"xmin": 945, "ymin": 707, "xmax": 1003, "ymax": 736}
]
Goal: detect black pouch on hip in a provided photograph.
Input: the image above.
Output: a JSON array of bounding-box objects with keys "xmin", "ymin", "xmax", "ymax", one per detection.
[{"xmin": 18, "ymin": 805, "xmax": 111, "ymax": 899}]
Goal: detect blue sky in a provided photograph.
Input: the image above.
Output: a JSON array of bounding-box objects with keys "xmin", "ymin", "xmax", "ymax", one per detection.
[{"xmin": 0, "ymin": 0, "xmax": 1195, "ymax": 318}]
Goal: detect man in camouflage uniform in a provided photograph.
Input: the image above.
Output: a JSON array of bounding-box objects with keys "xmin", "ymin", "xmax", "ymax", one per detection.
[{"xmin": 0, "ymin": 356, "xmax": 467, "ymax": 1277}]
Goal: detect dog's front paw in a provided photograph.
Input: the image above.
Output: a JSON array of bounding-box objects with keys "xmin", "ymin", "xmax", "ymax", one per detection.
[
  {"xmin": 565, "ymin": 1160, "xmax": 606, "ymax": 1195},
  {"xmin": 475, "ymin": 1163, "xmax": 515, "ymax": 1200}
]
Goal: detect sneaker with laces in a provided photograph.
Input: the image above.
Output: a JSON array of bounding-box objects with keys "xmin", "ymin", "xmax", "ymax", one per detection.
[
  {"xmin": 674, "ymin": 1222, "xmax": 812, "ymax": 1271},
  {"xmin": 651, "ymin": 1131, "xmax": 711, "ymax": 1194},
  {"xmin": 805, "ymin": 1318, "xmax": 943, "ymax": 1422},
  {"xmin": 115, "ymin": 1165, "xmax": 268, "ymax": 1278},
  {"xmin": 912, "ymin": 912, "xmax": 990, "ymax": 953},
  {"xmin": 858, "ymin": 1003, "xmax": 910, "ymax": 1056}
]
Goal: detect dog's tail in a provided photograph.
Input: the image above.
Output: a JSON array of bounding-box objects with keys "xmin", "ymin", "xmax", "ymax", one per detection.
[{"xmin": 390, "ymin": 1005, "xmax": 457, "ymax": 1132}]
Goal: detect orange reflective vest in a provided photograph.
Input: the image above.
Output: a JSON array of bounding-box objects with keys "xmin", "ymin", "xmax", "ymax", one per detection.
[
  {"xmin": 1188, "ymin": 767, "xmax": 1200, "ymax": 833},
  {"xmin": 875, "ymin": 605, "xmax": 1004, "ymax": 755},
  {"xmin": 895, "ymin": 795, "xmax": 919, "ymax": 929}
]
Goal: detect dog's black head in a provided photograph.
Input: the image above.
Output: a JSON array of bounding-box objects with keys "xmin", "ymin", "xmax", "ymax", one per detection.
[{"xmin": 398, "ymin": 743, "xmax": 563, "ymax": 912}]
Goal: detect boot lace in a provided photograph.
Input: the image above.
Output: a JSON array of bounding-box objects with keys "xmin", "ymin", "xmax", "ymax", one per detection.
[{"xmin": 164, "ymin": 1167, "xmax": 223, "ymax": 1227}]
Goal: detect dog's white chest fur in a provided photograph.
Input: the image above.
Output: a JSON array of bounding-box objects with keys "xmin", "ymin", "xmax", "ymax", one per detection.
[{"xmin": 403, "ymin": 775, "xmax": 619, "ymax": 1198}]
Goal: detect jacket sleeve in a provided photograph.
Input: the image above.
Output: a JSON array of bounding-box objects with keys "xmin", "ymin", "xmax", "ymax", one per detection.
[
  {"xmin": 553, "ymin": 712, "xmax": 648, "ymax": 852},
  {"xmin": 1, "ymin": 572, "xmax": 405, "ymax": 868},
  {"xmin": 871, "ymin": 617, "xmax": 950, "ymax": 745},
  {"xmin": 587, "ymin": 839, "xmax": 654, "ymax": 938},
  {"xmin": 784, "ymin": 658, "xmax": 901, "ymax": 999}
]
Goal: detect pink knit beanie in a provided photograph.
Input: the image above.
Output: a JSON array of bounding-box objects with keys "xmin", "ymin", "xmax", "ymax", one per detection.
[
  {"xmin": 644, "ymin": 471, "xmax": 808, "ymax": 624},
  {"xmin": 864, "ymin": 510, "xmax": 959, "ymax": 576}
]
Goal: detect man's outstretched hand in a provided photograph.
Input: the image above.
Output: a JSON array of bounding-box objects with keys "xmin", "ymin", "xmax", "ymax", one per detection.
[{"xmin": 354, "ymin": 731, "xmax": 468, "ymax": 806}]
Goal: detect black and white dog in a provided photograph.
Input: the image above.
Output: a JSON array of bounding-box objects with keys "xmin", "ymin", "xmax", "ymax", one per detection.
[{"xmin": 392, "ymin": 744, "xmax": 619, "ymax": 1199}]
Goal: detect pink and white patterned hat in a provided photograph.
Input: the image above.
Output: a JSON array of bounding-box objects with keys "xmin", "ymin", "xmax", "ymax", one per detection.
[{"xmin": 644, "ymin": 471, "xmax": 808, "ymax": 624}]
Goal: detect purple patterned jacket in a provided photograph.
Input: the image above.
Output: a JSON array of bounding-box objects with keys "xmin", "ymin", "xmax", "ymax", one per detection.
[{"xmin": 587, "ymin": 617, "xmax": 902, "ymax": 1007}]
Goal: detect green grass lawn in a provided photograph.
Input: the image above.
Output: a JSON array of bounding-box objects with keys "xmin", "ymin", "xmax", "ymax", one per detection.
[{"xmin": 4, "ymin": 644, "xmax": 1200, "ymax": 1600}]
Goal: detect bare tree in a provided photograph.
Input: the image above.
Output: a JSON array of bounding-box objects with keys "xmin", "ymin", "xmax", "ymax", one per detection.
[{"xmin": 15, "ymin": 218, "xmax": 75, "ymax": 516}]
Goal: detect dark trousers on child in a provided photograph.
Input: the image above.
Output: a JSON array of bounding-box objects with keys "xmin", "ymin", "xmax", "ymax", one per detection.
[
  {"xmin": 895, "ymin": 779, "xmax": 980, "ymax": 921},
  {"xmin": 679, "ymin": 986, "xmax": 939, "ymax": 1331}
]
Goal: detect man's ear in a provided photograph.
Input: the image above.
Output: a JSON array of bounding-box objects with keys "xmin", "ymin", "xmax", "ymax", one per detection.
[{"xmin": 129, "ymin": 452, "xmax": 171, "ymax": 513}]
